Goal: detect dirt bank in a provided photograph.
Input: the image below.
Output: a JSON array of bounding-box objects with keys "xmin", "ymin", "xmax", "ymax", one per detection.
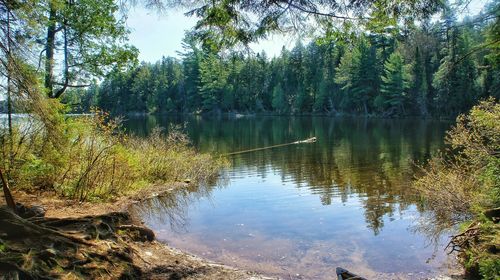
[{"xmin": 0, "ymin": 185, "xmax": 275, "ymax": 280}]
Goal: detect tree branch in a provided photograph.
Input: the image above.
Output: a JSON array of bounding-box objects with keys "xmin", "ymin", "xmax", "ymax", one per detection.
[
  {"xmin": 285, "ymin": 1, "xmax": 361, "ymax": 20},
  {"xmin": 54, "ymin": 82, "xmax": 91, "ymax": 88}
]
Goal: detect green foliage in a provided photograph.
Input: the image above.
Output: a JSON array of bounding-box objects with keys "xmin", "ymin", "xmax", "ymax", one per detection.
[
  {"xmin": 414, "ymin": 98, "xmax": 500, "ymax": 279},
  {"xmin": 0, "ymin": 110, "xmax": 227, "ymax": 201},
  {"xmin": 271, "ymin": 83, "xmax": 288, "ymax": 113},
  {"xmin": 60, "ymin": 0, "xmax": 138, "ymax": 75},
  {"xmin": 478, "ymin": 256, "xmax": 500, "ymax": 280},
  {"xmin": 92, "ymin": 6, "xmax": 498, "ymax": 118},
  {"xmin": 199, "ymin": 54, "xmax": 229, "ymax": 112},
  {"xmin": 335, "ymin": 38, "xmax": 379, "ymax": 114},
  {"xmin": 377, "ymin": 52, "xmax": 410, "ymax": 116},
  {"xmin": 61, "ymin": 82, "xmax": 99, "ymax": 113},
  {"xmin": 170, "ymin": 0, "xmax": 441, "ymax": 51}
]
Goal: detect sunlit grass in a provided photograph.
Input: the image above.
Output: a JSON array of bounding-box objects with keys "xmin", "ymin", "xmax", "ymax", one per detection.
[{"xmin": 0, "ymin": 111, "xmax": 228, "ymax": 201}]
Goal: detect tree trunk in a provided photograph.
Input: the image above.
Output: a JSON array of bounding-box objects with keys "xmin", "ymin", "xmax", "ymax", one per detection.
[
  {"xmin": 0, "ymin": 168, "xmax": 16, "ymax": 212},
  {"xmin": 6, "ymin": 6, "xmax": 12, "ymax": 136},
  {"xmin": 53, "ymin": 22, "xmax": 68, "ymax": 99},
  {"xmin": 45, "ymin": 1, "xmax": 57, "ymax": 98}
]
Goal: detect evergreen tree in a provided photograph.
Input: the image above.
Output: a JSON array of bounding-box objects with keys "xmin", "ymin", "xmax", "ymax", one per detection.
[
  {"xmin": 91, "ymin": 9, "xmax": 498, "ymax": 118},
  {"xmin": 411, "ymin": 47, "xmax": 429, "ymax": 115},
  {"xmin": 377, "ymin": 52, "xmax": 410, "ymax": 116},
  {"xmin": 198, "ymin": 54, "xmax": 229, "ymax": 113},
  {"xmin": 272, "ymin": 83, "xmax": 288, "ymax": 113}
]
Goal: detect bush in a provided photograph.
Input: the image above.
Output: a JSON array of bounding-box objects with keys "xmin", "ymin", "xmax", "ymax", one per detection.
[
  {"xmin": 414, "ymin": 98, "xmax": 499, "ymax": 278},
  {"xmin": 0, "ymin": 110, "xmax": 227, "ymax": 201},
  {"xmin": 127, "ymin": 127, "xmax": 226, "ymax": 185}
]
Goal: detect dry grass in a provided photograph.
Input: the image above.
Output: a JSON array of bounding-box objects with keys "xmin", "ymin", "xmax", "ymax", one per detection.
[
  {"xmin": 0, "ymin": 111, "xmax": 228, "ymax": 201},
  {"xmin": 127, "ymin": 127, "xmax": 226, "ymax": 186}
]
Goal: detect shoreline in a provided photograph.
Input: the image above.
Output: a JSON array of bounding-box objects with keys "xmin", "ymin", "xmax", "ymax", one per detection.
[
  {"xmin": 2, "ymin": 185, "xmax": 275, "ymax": 280},
  {"xmin": 3, "ymin": 184, "xmax": 465, "ymax": 280}
]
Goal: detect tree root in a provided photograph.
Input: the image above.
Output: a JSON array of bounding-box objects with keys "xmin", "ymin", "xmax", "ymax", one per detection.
[
  {"xmin": 445, "ymin": 222, "xmax": 480, "ymax": 254},
  {"xmin": 0, "ymin": 206, "xmax": 145, "ymax": 279},
  {"xmin": 0, "ymin": 207, "xmax": 92, "ymax": 245},
  {"xmin": 117, "ymin": 224, "xmax": 155, "ymax": 241}
]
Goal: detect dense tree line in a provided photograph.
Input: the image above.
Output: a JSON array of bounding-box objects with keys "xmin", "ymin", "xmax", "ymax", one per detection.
[{"xmin": 63, "ymin": 4, "xmax": 499, "ymax": 117}]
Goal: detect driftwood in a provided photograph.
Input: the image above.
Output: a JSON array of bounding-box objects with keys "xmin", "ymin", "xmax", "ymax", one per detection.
[
  {"xmin": 225, "ymin": 137, "xmax": 317, "ymax": 156},
  {"xmin": 445, "ymin": 207, "xmax": 500, "ymax": 255}
]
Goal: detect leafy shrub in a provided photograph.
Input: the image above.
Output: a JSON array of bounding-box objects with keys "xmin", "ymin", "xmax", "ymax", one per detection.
[
  {"xmin": 414, "ymin": 98, "xmax": 499, "ymax": 278},
  {"xmin": 0, "ymin": 110, "xmax": 227, "ymax": 201}
]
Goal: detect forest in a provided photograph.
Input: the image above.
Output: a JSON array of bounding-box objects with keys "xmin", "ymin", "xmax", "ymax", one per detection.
[
  {"xmin": 0, "ymin": 0, "xmax": 499, "ymax": 279},
  {"xmin": 60, "ymin": 4, "xmax": 500, "ymax": 117}
]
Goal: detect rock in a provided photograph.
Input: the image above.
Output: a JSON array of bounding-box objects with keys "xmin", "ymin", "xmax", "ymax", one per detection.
[
  {"xmin": 15, "ymin": 203, "xmax": 46, "ymax": 219},
  {"xmin": 484, "ymin": 207, "xmax": 500, "ymax": 223}
]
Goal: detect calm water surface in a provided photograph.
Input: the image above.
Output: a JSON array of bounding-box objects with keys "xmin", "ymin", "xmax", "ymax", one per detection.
[{"xmin": 127, "ymin": 116, "xmax": 457, "ymax": 279}]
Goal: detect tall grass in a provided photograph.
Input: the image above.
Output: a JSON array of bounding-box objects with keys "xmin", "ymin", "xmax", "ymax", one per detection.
[{"xmin": 0, "ymin": 111, "xmax": 227, "ymax": 201}]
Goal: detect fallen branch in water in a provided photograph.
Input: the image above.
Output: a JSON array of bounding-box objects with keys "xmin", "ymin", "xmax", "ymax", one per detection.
[{"xmin": 225, "ymin": 137, "xmax": 317, "ymax": 156}]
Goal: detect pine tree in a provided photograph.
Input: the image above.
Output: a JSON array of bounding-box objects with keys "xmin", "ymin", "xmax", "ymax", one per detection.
[
  {"xmin": 199, "ymin": 54, "xmax": 229, "ymax": 113},
  {"xmin": 377, "ymin": 52, "xmax": 410, "ymax": 116},
  {"xmin": 411, "ymin": 47, "xmax": 428, "ymax": 115},
  {"xmin": 272, "ymin": 83, "xmax": 288, "ymax": 114}
]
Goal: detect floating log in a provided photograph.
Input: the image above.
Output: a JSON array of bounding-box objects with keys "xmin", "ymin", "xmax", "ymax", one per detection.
[
  {"xmin": 225, "ymin": 137, "xmax": 317, "ymax": 156},
  {"xmin": 294, "ymin": 137, "xmax": 317, "ymax": 144}
]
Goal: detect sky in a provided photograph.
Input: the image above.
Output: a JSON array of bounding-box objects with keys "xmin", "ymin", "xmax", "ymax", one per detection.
[
  {"xmin": 125, "ymin": 0, "xmax": 490, "ymax": 63},
  {"xmin": 126, "ymin": 7, "xmax": 299, "ymax": 62}
]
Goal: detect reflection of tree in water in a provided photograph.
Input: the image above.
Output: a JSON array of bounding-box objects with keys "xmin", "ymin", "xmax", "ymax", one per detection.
[
  {"xmin": 130, "ymin": 181, "xmax": 225, "ymax": 233},
  {"xmin": 124, "ymin": 116, "xmax": 450, "ymax": 235}
]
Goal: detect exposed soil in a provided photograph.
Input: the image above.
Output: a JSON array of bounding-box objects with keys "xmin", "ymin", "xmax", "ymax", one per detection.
[{"xmin": 0, "ymin": 185, "xmax": 275, "ymax": 280}]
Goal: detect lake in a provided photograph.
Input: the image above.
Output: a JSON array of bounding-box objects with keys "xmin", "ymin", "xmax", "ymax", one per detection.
[{"xmin": 126, "ymin": 115, "xmax": 458, "ymax": 279}]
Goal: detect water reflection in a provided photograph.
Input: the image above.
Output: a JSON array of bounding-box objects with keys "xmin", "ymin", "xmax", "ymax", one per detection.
[
  {"xmin": 131, "ymin": 184, "xmax": 213, "ymax": 233},
  {"xmin": 126, "ymin": 116, "xmax": 448, "ymax": 235},
  {"xmin": 126, "ymin": 116, "xmax": 455, "ymax": 279}
]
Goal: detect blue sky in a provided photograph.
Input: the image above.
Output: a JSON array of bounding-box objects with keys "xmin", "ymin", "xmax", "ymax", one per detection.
[
  {"xmin": 125, "ymin": 7, "xmax": 298, "ymax": 62},
  {"xmin": 126, "ymin": 0, "xmax": 490, "ymax": 63}
]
